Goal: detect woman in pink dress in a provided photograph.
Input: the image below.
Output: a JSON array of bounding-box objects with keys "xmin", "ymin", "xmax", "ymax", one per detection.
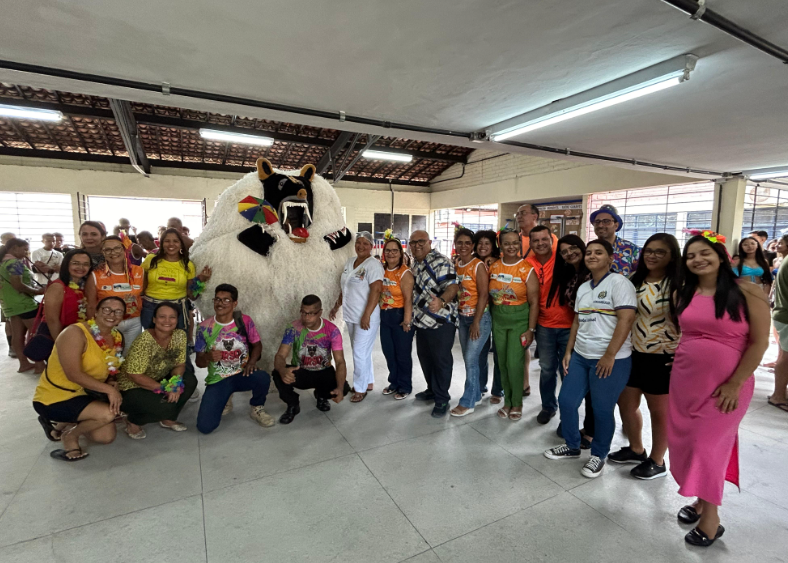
[{"xmin": 669, "ymin": 233, "xmax": 769, "ymax": 547}]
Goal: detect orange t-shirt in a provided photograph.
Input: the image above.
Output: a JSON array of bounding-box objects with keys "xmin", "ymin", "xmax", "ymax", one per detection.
[
  {"xmin": 457, "ymin": 257, "xmax": 485, "ymax": 316},
  {"xmin": 489, "ymin": 259, "xmax": 533, "ymax": 306},
  {"xmin": 520, "ymin": 231, "xmax": 558, "ymax": 259},
  {"xmin": 526, "ymin": 252, "xmax": 574, "ymax": 328},
  {"xmin": 92, "ymin": 264, "xmax": 144, "ymax": 318},
  {"xmin": 380, "ymin": 264, "xmax": 411, "ymax": 310}
]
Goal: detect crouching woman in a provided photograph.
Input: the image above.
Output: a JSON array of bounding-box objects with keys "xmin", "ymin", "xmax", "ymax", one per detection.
[{"xmin": 32, "ymin": 296, "xmax": 126, "ymax": 461}]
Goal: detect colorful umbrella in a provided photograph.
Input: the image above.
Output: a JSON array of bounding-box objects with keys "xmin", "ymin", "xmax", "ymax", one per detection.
[{"xmin": 238, "ymin": 196, "xmax": 279, "ymax": 225}]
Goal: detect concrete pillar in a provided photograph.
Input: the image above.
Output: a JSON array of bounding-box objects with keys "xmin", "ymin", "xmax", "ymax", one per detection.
[{"xmin": 711, "ymin": 177, "xmax": 746, "ymax": 253}]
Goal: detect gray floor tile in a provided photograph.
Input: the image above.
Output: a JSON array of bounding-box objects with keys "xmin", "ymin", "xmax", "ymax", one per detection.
[
  {"xmin": 0, "ymin": 495, "xmax": 206, "ymax": 563},
  {"xmin": 359, "ymin": 425, "xmax": 562, "ymax": 547},
  {"xmin": 741, "ymin": 399, "xmax": 788, "ymax": 443},
  {"xmin": 739, "ymin": 428, "xmax": 788, "ymax": 510},
  {"xmin": 399, "ymin": 549, "xmax": 443, "ymax": 563},
  {"xmin": 0, "ymin": 454, "xmax": 38, "ymax": 516},
  {"xmin": 203, "ymin": 454, "xmax": 427, "ymax": 562}
]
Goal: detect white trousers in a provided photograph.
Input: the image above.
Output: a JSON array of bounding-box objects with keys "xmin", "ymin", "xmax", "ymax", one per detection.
[
  {"xmin": 117, "ymin": 316, "xmax": 143, "ymax": 356},
  {"xmin": 346, "ymin": 320, "xmax": 380, "ymax": 392}
]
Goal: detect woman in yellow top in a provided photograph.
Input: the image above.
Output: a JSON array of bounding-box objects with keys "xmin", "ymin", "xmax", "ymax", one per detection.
[
  {"xmin": 379, "ymin": 235, "xmax": 415, "ymax": 400},
  {"xmin": 141, "ymin": 228, "xmax": 211, "ymax": 330},
  {"xmin": 85, "ymin": 236, "xmax": 145, "ymax": 355},
  {"xmin": 451, "ymin": 228, "xmax": 491, "ymax": 417},
  {"xmin": 32, "ymin": 296, "xmax": 126, "ymax": 461},
  {"xmin": 488, "ymin": 230, "xmax": 539, "ymax": 420}
]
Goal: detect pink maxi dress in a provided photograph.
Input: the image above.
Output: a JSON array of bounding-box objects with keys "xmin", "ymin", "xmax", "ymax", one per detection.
[{"xmin": 668, "ymin": 295, "xmax": 754, "ymax": 506}]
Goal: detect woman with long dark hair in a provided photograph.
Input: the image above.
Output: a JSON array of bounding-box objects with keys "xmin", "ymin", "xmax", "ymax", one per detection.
[
  {"xmin": 474, "ymin": 230, "xmax": 503, "ymax": 403},
  {"xmin": 41, "ymin": 249, "xmax": 92, "ymax": 341},
  {"xmin": 668, "ymin": 233, "xmax": 769, "ymax": 547},
  {"xmin": 735, "ymin": 236, "xmax": 772, "ymax": 298},
  {"xmin": 141, "ymin": 228, "xmax": 211, "ymax": 330},
  {"xmin": 608, "ymin": 233, "xmax": 681, "ymax": 480}
]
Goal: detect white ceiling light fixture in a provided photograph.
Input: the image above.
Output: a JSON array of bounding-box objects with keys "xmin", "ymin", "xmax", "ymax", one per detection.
[
  {"xmin": 745, "ymin": 166, "xmax": 788, "ymax": 181},
  {"xmin": 488, "ymin": 54, "xmax": 698, "ymax": 142},
  {"xmin": 0, "ymin": 104, "xmax": 63, "ymax": 122},
  {"xmin": 362, "ymin": 150, "xmax": 413, "ymax": 163},
  {"xmin": 199, "ymin": 129, "xmax": 274, "ymax": 146}
]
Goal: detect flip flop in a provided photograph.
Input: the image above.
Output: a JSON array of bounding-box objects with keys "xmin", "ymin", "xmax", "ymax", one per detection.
[
  {"xmin": 767, "ymin": 399, "xmax": 788, "ymax": 412},
  {"xmin": 382, "ymin": 387, "xmax": 396, "ymax": 396},
  {"xmin": 350, "ymin": 392, "xmax": 367, "ymax": 403},
  {"xmin": 394, "ymin": 392, "xmax": 410, "ymax": 400},
  {"xmin": 50, "ymin": 448, "xmax": 88, "ymax": 462},
  {"xmin": 37, "ymin": 415, "xmax": 61, "ymax": 442}
]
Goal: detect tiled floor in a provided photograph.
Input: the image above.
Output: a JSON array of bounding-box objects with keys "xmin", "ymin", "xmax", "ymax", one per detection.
[{"xmin": 1, "ymin": 328, "xmax": 787, "ymax": 563}]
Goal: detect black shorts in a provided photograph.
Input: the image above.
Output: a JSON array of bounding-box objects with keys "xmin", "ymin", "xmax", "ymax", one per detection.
[
  {"xmin": 627, "ymin": 350, "xmax": 673, "ymax": 395},
  {"xmin": 17, "ymin": 309, "xmax": 38, "ymax": 320},
  {"xmin": 33, "ymin": 396, "xmax": 94, "ymax": 423}
]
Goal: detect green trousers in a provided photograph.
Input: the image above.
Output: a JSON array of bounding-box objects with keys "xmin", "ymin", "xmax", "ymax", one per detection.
[
  {"xmin": 121, "ymin": 367, "xmax": 198, "ymax": 425},
  {"xmin": 491, "ymin": 302, "xmax": 530, "ymax": 408}
]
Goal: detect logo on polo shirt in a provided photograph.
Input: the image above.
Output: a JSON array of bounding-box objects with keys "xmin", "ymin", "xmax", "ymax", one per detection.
[{"xmin": 598, "ymin": 291, "xmax": 607, "ymax": 299}]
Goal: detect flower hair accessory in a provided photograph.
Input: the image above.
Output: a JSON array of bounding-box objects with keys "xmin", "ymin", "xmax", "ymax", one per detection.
[
  {"xmin": 683, "ymin": 228, "xmax": 727, "ymax": 244},
  {"xmin": 452, "ymin": 221, "xmax": 465, "ymax": 235},
  {"xmin": 383, "ymin": 229, "xmax": 398, "ymax": 242}
]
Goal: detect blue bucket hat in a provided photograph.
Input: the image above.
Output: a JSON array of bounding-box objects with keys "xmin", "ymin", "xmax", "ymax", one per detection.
[{"xmin": 590, "ymin": 204, "xmax": 623, "ymax": 232}]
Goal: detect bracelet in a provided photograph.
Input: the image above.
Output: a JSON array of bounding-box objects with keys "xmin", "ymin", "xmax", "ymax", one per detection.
[
  {"xmin": 189, "ymin": 277, "xmax": 206, "ymax": 297},
  {"xmin": 154, "ymin": 374, "xmax": 184, "ymax": 394}
]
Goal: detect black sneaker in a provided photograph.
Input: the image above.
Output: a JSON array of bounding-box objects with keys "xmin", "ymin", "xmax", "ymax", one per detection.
[
  {"xmin": 607, "ymin": 446, "xmax": 648, "ymax": 465},
  {"xmin": 415, "ymin": 390, "xmax": 435, "ymax": 401},
  {"xmin": 315, "ymin": 397, "xmax": 331, "ymax": 412},
  {"xmin": 543, "ymin": 444, "xmax": 581, "ymax": 460},
  {"xmin": 279, "ymin": 404, "xmax": 301, "ymax": 424},
  {"xmin": 536, "ymin": 409, "xmax": 556, "ymax": 425},
  {"xmin": 630, "ymin": 458, "xmax": 667, "ymax": 480},
  {"xmin": 431, "ymin": 402, "xmax": 449, "ymax": 418},
  {"xmin": 580, "ymin": 455, "xmax": 605, "ymax": 478}
]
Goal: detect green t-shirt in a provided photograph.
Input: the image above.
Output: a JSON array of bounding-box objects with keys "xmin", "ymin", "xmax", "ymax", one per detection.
[
  {"xmin": 0, "ymin": 258, "xmax": 39, "ymax": 317},
  {"xmin": 773, "ymin": 259, "xmax": 788, "ymax": 324}
]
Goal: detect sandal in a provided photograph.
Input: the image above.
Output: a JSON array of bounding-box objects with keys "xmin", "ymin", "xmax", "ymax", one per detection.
[
  {"xmin": 497, "ymin": 407, "xmax": 510, "ymax": 419},
  {"xmin": 685, "ymin": 525, "xmax": 725, "ymax": 547},
  {"xmin": 767, "ymin": 399, "xmax": 788, "ymax": 412},
  {"xmin": 382, "ymin": 387, "xmax": 396, "ymax": 396},
  {"xmin": 394, "ymin": 392, "xmax": 410, "ymax": 400},
  {"xmin": 490, "ymin": 395, "xmax": 503, "ymax": 405},
  {"xmin": 159, "ymin": 421, "xmax": 187, "ymax": 432},
  {"xmin": 37, "ymin": 415, "xmax": 61, "ymax": 442},
  {"xmin": 350, "ymin": 392, "xmax": 367, "ymax": 403},
  {"xmin": 508, "ymin": 409, "xmax": 522, "ymax": 421},
  {"xmin": 125, "ymin": 426, "xmax": 147, "ymax": 440},
  {"xmin": 50, "ymin": 448, "xmax": 88, "ymax": 462}
]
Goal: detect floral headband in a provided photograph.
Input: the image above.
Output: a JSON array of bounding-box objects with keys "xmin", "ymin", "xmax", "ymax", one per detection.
[
  {"xmin": 383, "ymin": 229, "xmax": 399, "ymax": 242},
  {"xmin": 683, "ymin": 228, "xmax": 726, "ymax": 245}
]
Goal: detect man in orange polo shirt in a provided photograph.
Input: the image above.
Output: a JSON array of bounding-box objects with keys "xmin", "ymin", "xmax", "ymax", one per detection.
[
  {"xmin": 526, "ymin": 225, "xmax": 574, "ymax": 424},
  {"xmin": 516, "ymin": 204, "xmax": 558, "ymax": 259}
]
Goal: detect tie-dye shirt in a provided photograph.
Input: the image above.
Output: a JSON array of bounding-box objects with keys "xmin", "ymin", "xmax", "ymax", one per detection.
[
  {"xmin": 195, "ymin": 314, "xmax": 260, "ymax": 384},
  {"xmin": 281, "ymin": 319, "xmax": 343, "ymax": 371}
]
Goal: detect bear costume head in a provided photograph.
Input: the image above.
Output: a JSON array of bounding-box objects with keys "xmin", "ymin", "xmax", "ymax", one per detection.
[{"xmin": 190, "ymin": 158, "xmax": 355, "ymax": 369}]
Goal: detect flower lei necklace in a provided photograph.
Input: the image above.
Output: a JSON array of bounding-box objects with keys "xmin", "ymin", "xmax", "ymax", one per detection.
[
  {"xmin": 68, "ymin": 280, "xmax": 88, "ymax": 322},
  {"xmin": 86, "ymin": 319, "xmax": 124, "ymax": 376}
]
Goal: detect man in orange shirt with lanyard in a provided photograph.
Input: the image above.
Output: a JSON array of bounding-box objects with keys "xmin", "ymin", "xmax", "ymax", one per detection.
[{"xmin": 526, "ymin": 225, "xmax": 575, "ymax": 425}]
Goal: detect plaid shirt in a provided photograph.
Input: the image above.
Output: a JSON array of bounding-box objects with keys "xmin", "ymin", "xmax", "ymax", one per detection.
[
  {"xmin": 611, "ymin": 236, "xmax": 639, "ymax": 277},
  {"xmin": 411, "ymin": 249, "xmax": 458, "ymax": 329}
]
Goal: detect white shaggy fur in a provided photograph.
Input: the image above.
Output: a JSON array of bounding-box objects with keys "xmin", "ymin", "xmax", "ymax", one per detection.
[{"xmin": 190, "ymin": 168, "xmax": 355, "ymax": 370}]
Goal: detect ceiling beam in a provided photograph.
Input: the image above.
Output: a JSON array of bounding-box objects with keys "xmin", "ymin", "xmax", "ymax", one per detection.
[
  {"xmin": 109, "ymin": 98, "xmax": 150, "ymax": 175},
  {"xmin": 334, "ymin": 135, "xmax": 381, "ymax": 183},
  {"xmin": 315, "ymin": 131, "xmax": 353, "ymax": 174}
]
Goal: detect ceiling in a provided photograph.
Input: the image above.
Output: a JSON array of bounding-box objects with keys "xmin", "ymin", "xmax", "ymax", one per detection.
[{"xmin": 0, "ymin": 0, "xmax": 786, "ymax": 175}]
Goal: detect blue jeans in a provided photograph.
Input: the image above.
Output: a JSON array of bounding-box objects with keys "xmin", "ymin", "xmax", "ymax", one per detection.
[
  {"xmin": 458, "ymin": 310, "xmax": 492, "ymax": 408},
  {"xmin": 140, "ymin": 298, "xmax": 187, "ymax": 330},
  {"xmin": 536, "ymin": 326, "xmax": 571, "ymax": 413},
  {"xmin": 558, "ymin": 352, "xmax": 631, "ymax": 458},
  {"xmin": 480, "ymin": 335, "xmax": 503, "ymax": 397},
  {"xmin": 379, "ymin": 308, "xmax": 415, "ymax": 394},
  {"xmin": 196, "ymin": 369, "xmax": 270, "ymax": 434}
]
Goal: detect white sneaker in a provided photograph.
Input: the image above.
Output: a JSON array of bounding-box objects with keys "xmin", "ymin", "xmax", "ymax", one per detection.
[
  {"xmin": 188, "ymin": 388, "xmax": 200, "ymax": 403},
  {"xmin": 222, "ymin": 395, "xmax": 233, "ymax": 416},
  {"xmin": 250, "ymin": 405, "xmax": 275, "ymax": 427}
]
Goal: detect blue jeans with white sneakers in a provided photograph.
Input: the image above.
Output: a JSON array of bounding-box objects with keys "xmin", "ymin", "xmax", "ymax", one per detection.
[{"xmin": 457, "ymin": 310, "xmax": 492, "ymax": 408}]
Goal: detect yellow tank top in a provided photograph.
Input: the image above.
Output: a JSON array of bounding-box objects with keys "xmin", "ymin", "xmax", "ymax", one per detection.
[{"xmin": 33, "ymin": 323, "xmax": 110, "ymax": 405}]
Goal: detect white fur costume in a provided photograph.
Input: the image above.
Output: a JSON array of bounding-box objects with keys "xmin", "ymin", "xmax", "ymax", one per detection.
[{"xmin": 190, "ymin": 167, "xmax": 355, "ymax": 371}]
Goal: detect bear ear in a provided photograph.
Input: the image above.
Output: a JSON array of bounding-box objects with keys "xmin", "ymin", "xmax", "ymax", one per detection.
[
  {"xmin": 299, "ymin": 164, "xmax": 316, "ymax": 183},
  {"xmin": 256, "ymin": 158, "xmax": 274, "ymax": 181}
]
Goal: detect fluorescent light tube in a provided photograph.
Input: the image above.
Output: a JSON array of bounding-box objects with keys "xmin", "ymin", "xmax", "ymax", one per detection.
[
  {"xmin": 748, "ymin": 169, "xmax": 788, "ymax": 181},
  {"xmin": 199, "ymin": 129, "xmax": 274, "ymax": 146},
  {"xmin": 0, "ymin": 104, "xmax": 63, "ymax": 122},
  {"xmin": 362, "ymin": 150, "xmax": 413, "ymax": 163},
  {"xmin": 488, "ymin": 54, "xmax": 697, "ymax": 142}
]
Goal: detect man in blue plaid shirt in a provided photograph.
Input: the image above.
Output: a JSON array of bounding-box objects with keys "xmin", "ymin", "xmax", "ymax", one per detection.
[{"xmin": 408, "ymin": 230, "xmax": 459, "ymax": 418}]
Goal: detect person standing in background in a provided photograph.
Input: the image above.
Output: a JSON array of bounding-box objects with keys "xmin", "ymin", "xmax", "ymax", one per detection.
[
  {"xmin": 589, "ymin": 204, "xmax": 639, "ymax": 276},
  {"xmin": 32, "ymin": 233, "xmax": 63, "ymax": 286},
  {"xmin": 53, "ymin": 233, "xmax": 65, "ymax": 253},
  {"xmin": 78, "ymin": 221, "xmax": 107, "ymax": 269}
]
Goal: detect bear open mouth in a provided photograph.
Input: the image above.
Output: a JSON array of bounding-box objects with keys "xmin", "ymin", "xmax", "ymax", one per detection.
[{"xmin": 279, "ymin": 196, "xmax": 313, "ymax": 239}]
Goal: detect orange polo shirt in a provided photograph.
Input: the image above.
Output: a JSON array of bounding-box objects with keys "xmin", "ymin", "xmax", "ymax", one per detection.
[
  {"xmin": 526, "ymin": 251, "xmax": 574, "ymax": 329},
  {"xmin": 520, "ymin": 231, "xmax": 558, "ymax": 259}
]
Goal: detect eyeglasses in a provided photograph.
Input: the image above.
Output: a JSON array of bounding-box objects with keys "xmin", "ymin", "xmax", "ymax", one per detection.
[
  {"xmin": 409, "ymin": 239, "xmax": 429, "ymax": 247},
  {"xmin": 102, "ymin": 247, "xmax": 124, "ymax": 254},
  {"xmin": 642, "ymin": 248, "xmax": 668, "ymax": 258},
  {"xmin": 100, "ymin": 307, "xmax": 125, "ymax": 317},
  {"xmin": 213, "ymin": 297, "xmax": 234, "ymax": 304},
  {"xmin": 560, "ymin": 245, "xmax": 580, "ymax": 257},
  {"xmin": 70, "ymin": 261, "xmax": 91, "ymax": 269},
  {"xmin": 384, "ymin": 249, "xmax": 401, "ymax": 254},
  {"xmin": 455, "ymin": 241, "xmax": 474, "ymax": 246},
  {"xmin": 593, "ymin": 219, "xmax": 615, "ymax": 226},
  {"xmin": 300, "ymin": 310, "xmax": 322, "ymax": 317}
]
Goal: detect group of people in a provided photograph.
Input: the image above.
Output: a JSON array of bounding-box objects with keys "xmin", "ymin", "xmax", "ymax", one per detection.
[{"xmin": 2, "ymin": 202, "xmax": 784, "ymax": 549}]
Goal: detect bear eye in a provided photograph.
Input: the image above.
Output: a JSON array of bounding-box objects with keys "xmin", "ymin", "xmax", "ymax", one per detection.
[{"xmin": 278, "ymin": 178, "xmax": 288, "ymax": 190}]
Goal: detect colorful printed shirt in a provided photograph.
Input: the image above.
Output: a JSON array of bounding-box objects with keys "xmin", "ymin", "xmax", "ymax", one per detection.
[
  {"xmin": 411, "ymin": 249, "xmax": 458, "ymax": 329},
  {"xmin": 281, "ymin": 318, "xmax": 343, "ymax": 371},
  {"xmin": 456, "ymin": 257, "xmax": 485, "ymax": 316},
  {"xmin": 610, "ymin": 236, "xmax": 640, "ymax": 277},
  {"xmin": 118, "ymin": 329, "xmax": 187, "ymax": 391},
  {"xmin": 488, "ymin": 259, "xmax": 533, "ymax": 306},
  {"xmin": 195, "ymin": 315, "xmax": 261, "ymax": 384},
  {"xmin": 632, "ymin": 279, "xmax": 679, "ymax": 355},
  {"xmin": 0, "ymin": 258, "xmax": 39, "ymax": 317},
  {"xmin": 381, "ymin": 264, "xmax": 411, "ymax": 310}
]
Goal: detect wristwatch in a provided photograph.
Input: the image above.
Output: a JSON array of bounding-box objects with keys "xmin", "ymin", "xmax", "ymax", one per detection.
[{"xmin": 527, "ymin": 327, "xmax": 536, "ymax": 333}]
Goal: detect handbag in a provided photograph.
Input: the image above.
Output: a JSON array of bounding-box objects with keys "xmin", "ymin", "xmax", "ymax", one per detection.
[{"xmin": 23, "ymin": 303, "xmax": 54, "ymax": 361}]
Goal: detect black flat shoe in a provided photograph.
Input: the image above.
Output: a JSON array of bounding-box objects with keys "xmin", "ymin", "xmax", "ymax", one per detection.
[
  {"xmin": 677, "ymin": 505, "xmax": 701, "ymax": 524},
  {"xmin": 279, "ymin": 404, "xmax": 301, "ymax": 424},
  {"xmin": 316, "ymin": 397, "xmax": 331, "ymax": 412},
  {"xmin": 685, "ymin": 525, "xmax": 724, "ymax": 547}
]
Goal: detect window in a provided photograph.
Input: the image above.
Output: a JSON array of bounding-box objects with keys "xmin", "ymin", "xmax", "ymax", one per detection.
[
  {"xmin": 87, "ymin": 196, "xmax": 205, "ymax": 238},
  {"xmin": 433, "ymin": 205, "xmax": 498, "ymax": 256},
  {"xmin": 741, "ymin": 185, "xmax": 788, "ymax": 240},
  {"xmin": 0, "ymin": 192, "xmax": 75, "ymax": 245},
  {"xmin": 587, "ymin": 182, "xmax": 715, "ymax": 248}
]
